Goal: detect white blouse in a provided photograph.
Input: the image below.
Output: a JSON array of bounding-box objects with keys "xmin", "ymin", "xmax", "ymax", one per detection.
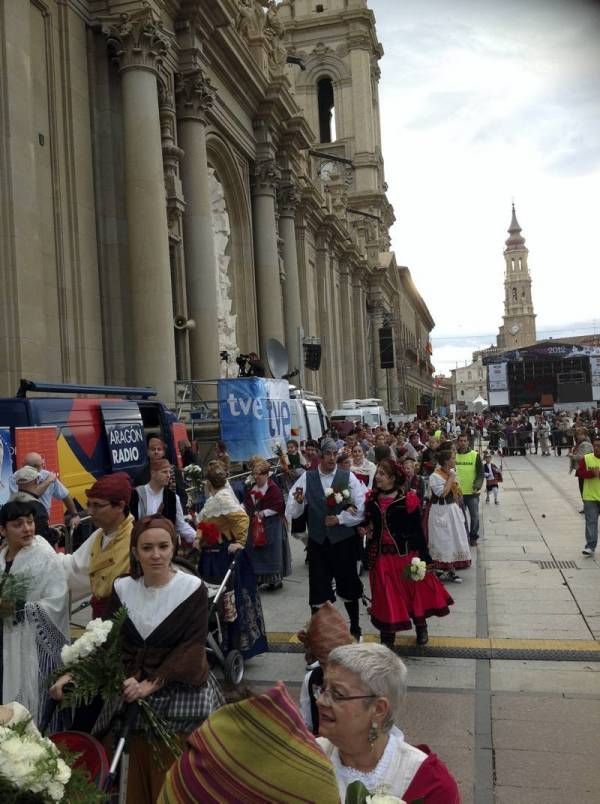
[
  {"xmin": 114, "ymin": 570, "xmax": 201, "ymax": 640},
  {"xmin": 318, "ymin": 727, "xmax": 425, "ymax": 800}
]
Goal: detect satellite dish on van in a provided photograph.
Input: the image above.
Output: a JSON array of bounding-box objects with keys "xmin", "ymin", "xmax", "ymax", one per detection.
[{"xmin": 266, "ymin": 338, "xmax": 289, "ymax": 379}]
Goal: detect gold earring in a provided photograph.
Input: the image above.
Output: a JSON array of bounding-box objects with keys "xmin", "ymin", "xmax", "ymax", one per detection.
[{"xmin": 368, "ymin": 721, "xmax": 378, "ymax": 745}]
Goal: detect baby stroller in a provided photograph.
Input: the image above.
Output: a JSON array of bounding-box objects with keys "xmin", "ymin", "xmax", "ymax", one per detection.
[{"xmin": 173, "ymin": 550, "xmax": 245, "ymax": 685}]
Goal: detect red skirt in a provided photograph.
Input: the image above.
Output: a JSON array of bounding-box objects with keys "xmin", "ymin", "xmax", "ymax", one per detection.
[{"xmin": 369, "ymin": 551, "xmax": 454, "ymax": 632}]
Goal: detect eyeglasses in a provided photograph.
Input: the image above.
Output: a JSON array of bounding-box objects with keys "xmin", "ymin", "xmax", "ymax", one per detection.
[
  {"xmin": 87, "ymin": 502, "xmax": 112, "ymax": 511},
  {"xmin": 313, "ymin": 686, "xmax": 376, "ymax": 705}
]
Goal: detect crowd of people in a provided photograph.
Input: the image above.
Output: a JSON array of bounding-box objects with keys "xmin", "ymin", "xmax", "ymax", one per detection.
[{"xmin": 1, "ymin": 404, "xmax": 599, "ymax": 802}]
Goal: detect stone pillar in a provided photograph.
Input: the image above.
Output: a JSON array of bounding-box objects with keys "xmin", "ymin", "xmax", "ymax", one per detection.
[
  {"xmin": 102, "ymin": 10, "xmax": 176, "ymax": 401},
  {"xmin": 176, "ymin": 69, "xmax": 221, "ymax": 381},
  {"xmin": 339, "ymin": 266, "xmax": 357, "ymax": 398},
  {"xmin": 278, "ymin": 184, "xmax": 303, "ymax": 370},
  {"xmin": 252, "ymin": 159, "xmax": 285, "ymax": 357},
  {"xmin": 351, "ymin": 272, "xmax": 368, "ymax": 397}
]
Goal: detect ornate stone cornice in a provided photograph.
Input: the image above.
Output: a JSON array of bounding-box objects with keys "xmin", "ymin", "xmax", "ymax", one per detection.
[
  {"xmin": 253, "ymin": 158, "xmax": 281, "ymax": 195},
  {"xmin": 100, "ymin": 5, "xmax": 174, "ymax": 75},
  {"xmin": 175, "ymin": 68, "xmax": 216, "ymax": 123}
]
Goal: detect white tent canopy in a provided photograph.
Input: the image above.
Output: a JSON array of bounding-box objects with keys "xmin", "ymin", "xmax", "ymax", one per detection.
[{"xmin": 472, "ymin": 395, "xmax": 488, "ymax": 406}]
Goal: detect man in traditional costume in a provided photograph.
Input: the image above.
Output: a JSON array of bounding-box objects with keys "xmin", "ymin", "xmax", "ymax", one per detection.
[
  {"xmin": 59, "ymin": 472, "xmax": 133, "ymax": 618},
  {"xmin": 131, "ymin": 457, "xmax": 196, "ymax": 546},
  {"xmin": 286, "ymin": 439, "xmax": 366, "ymax": 639}
]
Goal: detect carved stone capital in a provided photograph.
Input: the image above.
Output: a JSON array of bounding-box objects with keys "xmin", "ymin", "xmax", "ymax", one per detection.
[
  {"xmin": 253, "ymin": 158, "xmax": 281, "ymax": 195},
  {"xmin": 175, "ymin": 69, "xmax": 216, "ymax": 122},
  {"xmin": 101, "ymin": 6, "xmax": 174, "ymax": 75},
  {"xmin": 278, "ymin": 183, "xmax": 300, "ymax": 215}
]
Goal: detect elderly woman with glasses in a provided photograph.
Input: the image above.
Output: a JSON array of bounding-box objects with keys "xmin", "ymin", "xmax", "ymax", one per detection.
[
  {"xmin": 243, "ymin": 456, "xmax": 290, "ymax": 591},
  {"xmin": 316, "ymin": 643, "xmax": 460, "ymax": 803}
]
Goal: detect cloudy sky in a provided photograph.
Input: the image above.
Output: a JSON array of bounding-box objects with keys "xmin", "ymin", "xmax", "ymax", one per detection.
[{"xmin": 369, "ymin": 0, "xmax": 600, "ymax": 375}]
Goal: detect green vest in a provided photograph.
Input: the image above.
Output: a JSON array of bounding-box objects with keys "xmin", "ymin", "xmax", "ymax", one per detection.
[
  {"xmin": 582, "ymin": 453, "xmax": 600, "ymax": 502},
  {"xmin": 455, "ymin": 450, "xmax": 478, "ymax": 495},
  {"xmin": 434, "ymin": 429, "xmax": 442, "ymax": 440}
]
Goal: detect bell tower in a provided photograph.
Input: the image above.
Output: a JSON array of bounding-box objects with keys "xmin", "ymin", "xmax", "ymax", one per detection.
[
  {"xmin": 497, "ymin": 204, "xmax": 537, "ymax": 349},
  {"xmin": 278, "ymin": 0, "xmax": 393, "ymax": 228}
]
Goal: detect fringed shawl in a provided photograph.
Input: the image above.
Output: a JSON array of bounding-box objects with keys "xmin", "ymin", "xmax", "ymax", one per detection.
[{"xmin": 157, "ymin": 682, "xmax": 340, "ymax": 804}]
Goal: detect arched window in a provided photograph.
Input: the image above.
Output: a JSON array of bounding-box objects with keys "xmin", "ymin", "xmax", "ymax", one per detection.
[
  {"xmin": 317, "ymin": 77, "xmax": 336, "ymax": 143},
  {"xmin": 512, "ymin": 287, "xmax": 517, "ymax": 301}
]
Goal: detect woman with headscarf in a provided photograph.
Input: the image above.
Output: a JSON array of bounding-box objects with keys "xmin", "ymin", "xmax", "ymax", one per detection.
[
  {"xmin": 316, "ymin": 643, "xmax": 460, "ymax": 802},
  {"xmin": 196, "ymin": 460, "xmax": 268, "ymax": 659},
  {"xmin": 297, "ymin": 601, "xmax": 355, "ymax": 735},
  {"xmin": 364, "ymin": 460, "xmax": 453, "ymax": 647},
  {"xmin": 243, "ymin": 456, "xmax": 291, "ymax": 591},
  {"xmin": 158, "ymin": 682, "xmax": 340, "ymax": 804},
  {"xmin": 0, "ymin": 500, "xmax": 70, "ymax": 726},
  {"xmin": 427, "ymin": 445, "xmax": 471, "ymax": 583},
  {"xmin": 50, "ymin": 515, "xmax": 223, "ymax": 803}
]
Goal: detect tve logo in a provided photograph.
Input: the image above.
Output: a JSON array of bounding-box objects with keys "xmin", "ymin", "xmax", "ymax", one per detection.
[{"xmin": 219, "ymin": 378, "xmax": 291, "ymax": 461}]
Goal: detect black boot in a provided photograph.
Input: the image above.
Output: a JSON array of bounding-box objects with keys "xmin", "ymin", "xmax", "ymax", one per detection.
[
  {"xmin": 344, "ymin": 600, "xmax": 361, "ymax": 640},
  {"xmin": 380, "ymin": 631, "xmax": 395, "ymax": 648},
  {"xmin": 415, "ymin": 624, "xmax": 429, "ymax": 646}
]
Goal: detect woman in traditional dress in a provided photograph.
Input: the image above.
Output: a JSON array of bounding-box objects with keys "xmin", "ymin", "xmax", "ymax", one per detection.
[
  {"xmin": 51, "ymin": 515, "xmax": 223, "ymax": 803},
  {"xmin": 363, "ymin": 460, "xmax": 453, "ymax": 647},
  {"xmin": 243, "ymin": 456, "xmax": 290, "ymax": 591},
  {"xmin": 427, "ymin": 446, "xmax": 471, "ymax": 583},
  {"xmin": 316, "ymin": 643, "xmax": 460, "ymax": 803},
  {"xmin": 0, "ymin": 500, "xmax": 69, "ymax": 725},
  {"xmin": 196, "ymin": 461, "xmax": 268, "ymax": 659},
  {"xmin": 349, "ymin": 444, "xmax": 376, "ymax": 488}
]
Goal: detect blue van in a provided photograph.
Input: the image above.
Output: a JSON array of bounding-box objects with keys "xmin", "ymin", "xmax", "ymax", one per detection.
[{"xmin": 0, "ymin": 380, "xmax": 180, "ymax": 519}]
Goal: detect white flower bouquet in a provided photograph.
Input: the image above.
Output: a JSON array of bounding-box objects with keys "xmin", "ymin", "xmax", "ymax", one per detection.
[
  {"xmin": 325, "ymin": 486, "xmax": 353, "ymax": 509},
  {"xmin": 183, "ymin": 463, "xmax": 202, "ymax": 487},
  {"xmin": 0, "ymin": 719, "xmax": 106, "ymax": 803},
  {"xmin": 404, "ymin": 556, "xmax": 427, "ymax": 582},
  {"xmin": 345, "ymin": 781, "xmax": 413, "ymax": 803},
  {"xmin": 51, "ymin": 608, "xmax": 180, "ymax": 760},
  {"xmin": 60, "ymin": 617, "xmax": 113, "ymax": 667}
]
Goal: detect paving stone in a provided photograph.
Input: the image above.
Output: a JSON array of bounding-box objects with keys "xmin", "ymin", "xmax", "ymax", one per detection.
[
  {"xmin": 490, "ymin": 660, "xmax": 600, "ymax": 695},
  {"xmin": 494, "ymin": 748, "xmax": 600, "ymax": 792},
  {"xmin": 494, "ymin": 785, "xmax": 598, "ymax": 803},
  {"xmin": 493, "ymin": 717, "xmax": 598, "ymax": 754},
  {"xmin": 492, "ymin": 693, "xmax": 600, "ymax": 724}
]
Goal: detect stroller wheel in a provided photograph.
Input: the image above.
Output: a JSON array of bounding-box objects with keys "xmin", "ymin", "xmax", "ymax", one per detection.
[{"xmin": 224, "ymin": 649, "xmax": 244, "ymax": 685}]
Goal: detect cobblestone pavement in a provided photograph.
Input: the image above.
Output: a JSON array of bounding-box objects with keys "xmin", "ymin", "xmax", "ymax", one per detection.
[{"xmin": 249, "ymin": 452, "xmax": 600, "ymax": 803}]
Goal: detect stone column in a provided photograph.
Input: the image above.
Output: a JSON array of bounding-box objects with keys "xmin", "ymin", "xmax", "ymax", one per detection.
[
  {"xmin": 102, "ymin": 10, "xmax": 176, "ymax": 401},
  {"xmin": 278, "ymin": 184, "xmax": 303, "ymax": 370},
  {"xmin": 351, "ymin": 271, "xmax": 368, "ymax": 396},
  {"xmin": 252, "ymin": 159, "xmax": 285, "ymax": 357},
  {"xmin": 339, "ymin": 266, "xmax": 357, "ymax": 398},
  {"xmin": 176, "ymin": 69, "xmax": 221, "ymax": 381}
]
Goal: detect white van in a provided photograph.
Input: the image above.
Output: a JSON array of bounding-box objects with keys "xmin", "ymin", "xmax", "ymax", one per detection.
[
  {"xmin": 331, "ymin": 399, "xmax": 388, "ymax": 429},
  {"xmin": 288, "ymin": 390, "xmax": 329, "ymax": 443}
]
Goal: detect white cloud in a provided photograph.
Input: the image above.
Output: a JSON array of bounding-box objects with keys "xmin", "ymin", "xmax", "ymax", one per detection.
[{"xmin": 370, "ymin": 0, "xmax": 600, "ymax": 374}]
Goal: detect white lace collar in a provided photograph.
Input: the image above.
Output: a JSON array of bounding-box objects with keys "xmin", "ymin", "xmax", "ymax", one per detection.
[{"xmin": 199, "ymin": 486, "xmax": 244, "ymax": 520}]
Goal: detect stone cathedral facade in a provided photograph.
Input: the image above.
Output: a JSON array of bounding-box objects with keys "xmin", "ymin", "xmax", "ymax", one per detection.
[{"xmin": 0, "ymin": 0, "xmax": 435, "ymax": 411}]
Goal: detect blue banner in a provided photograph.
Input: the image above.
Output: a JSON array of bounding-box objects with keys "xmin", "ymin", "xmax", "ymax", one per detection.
[
  {"xmin": 0, "ymin": 428, "xmax": 13, "ymax": 506},
  {"xmin": 218, "ymin": 379, "xmax": 291, "ymax": 461}
]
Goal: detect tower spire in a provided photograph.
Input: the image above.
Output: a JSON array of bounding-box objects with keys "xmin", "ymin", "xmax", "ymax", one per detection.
[{"xmin": 505, "ymin": 203, "xmax": 525, "ymax": 248}]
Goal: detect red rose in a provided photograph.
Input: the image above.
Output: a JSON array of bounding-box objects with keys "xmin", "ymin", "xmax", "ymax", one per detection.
[
  {"xmin": 198, "ymin": 521, "xmax": 221, "ymax": 546},
  {"xmin": 405, "ymin": 490, "xmax": 420, "ymax": 514},
  {"xmin": 326, "ymin": 495, "xmax": 337, "ymax": 508}
]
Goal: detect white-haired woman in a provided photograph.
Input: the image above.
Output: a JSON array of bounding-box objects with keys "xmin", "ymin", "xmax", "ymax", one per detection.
[{"xmin": 316, "ymin": 643, "xmax": 460, "ymax": 803}]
